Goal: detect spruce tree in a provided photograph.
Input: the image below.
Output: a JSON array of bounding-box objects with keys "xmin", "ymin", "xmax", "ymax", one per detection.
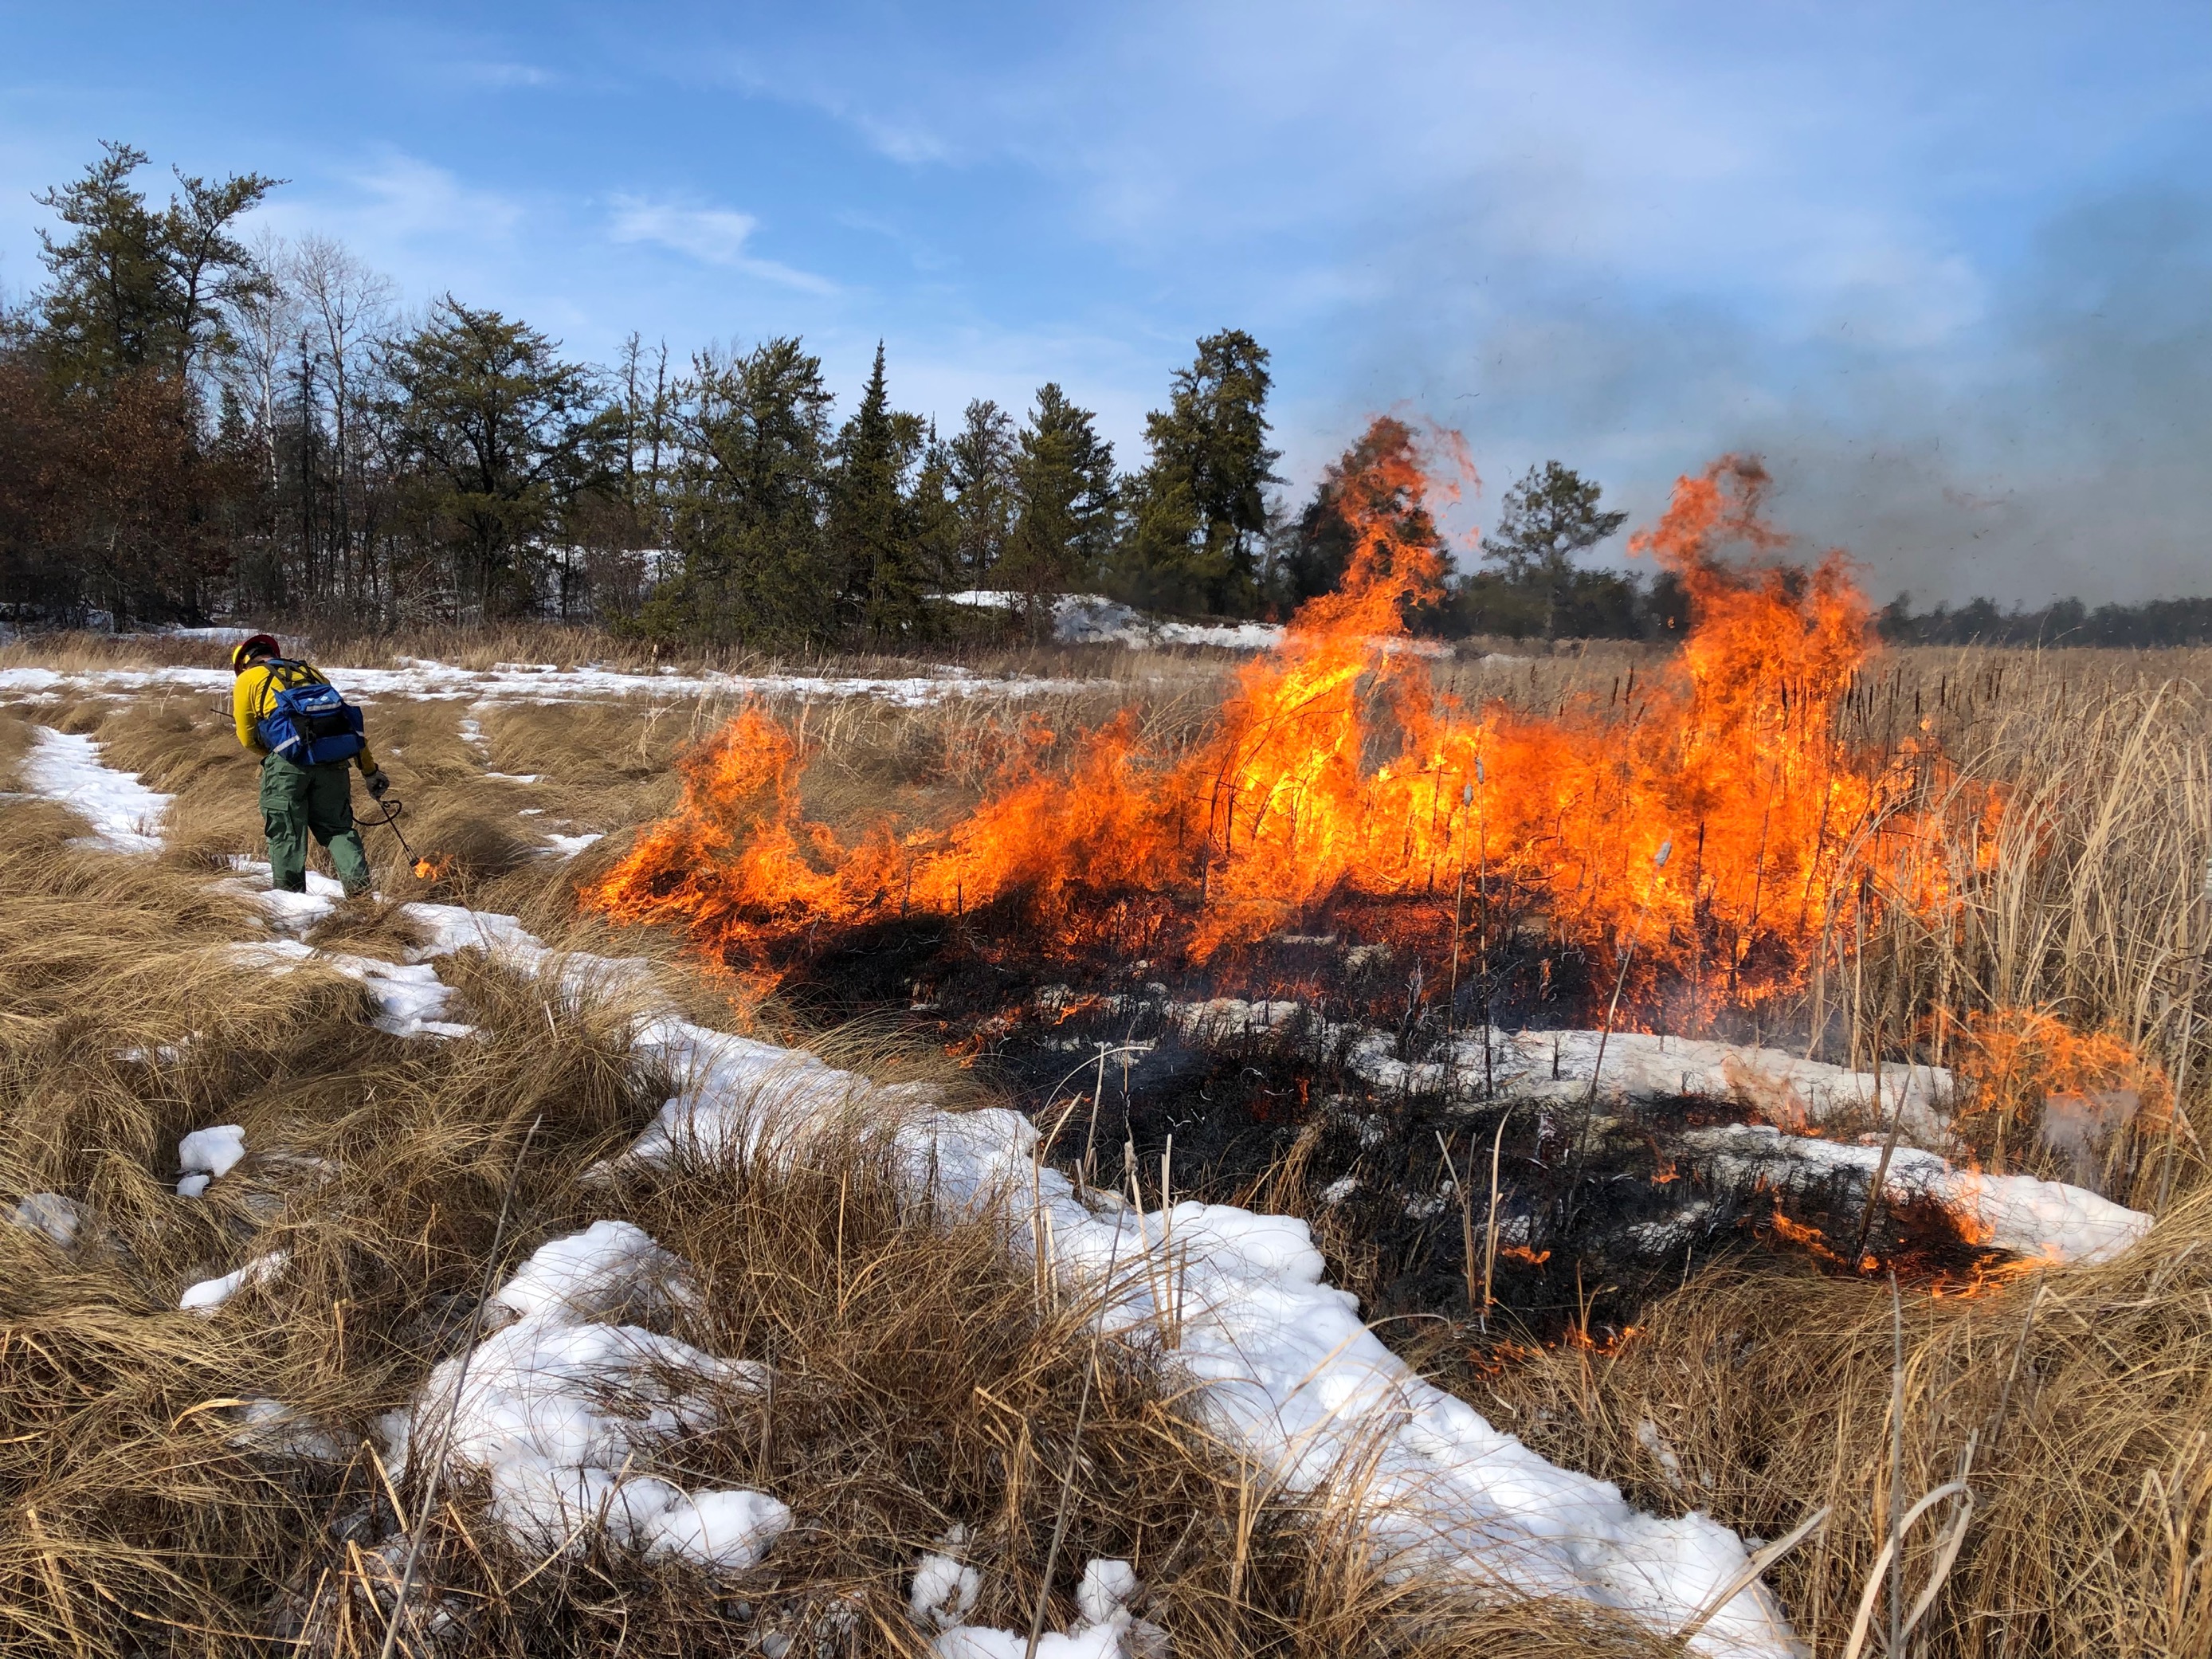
[
  {"xmin": 1115, "ymin": 330, "xmax": 1279, "ymax": 615},
  {"xmin": 1002, "ymin": 382, "xmax": 1116, "ymax": 631},
  {"xmin": 828, "ymin": 343, "xmax": 933, "ymax": 641},
  {"xmin": 947, "ymin": 398, "xmax": 1016, "ymax": 582}
]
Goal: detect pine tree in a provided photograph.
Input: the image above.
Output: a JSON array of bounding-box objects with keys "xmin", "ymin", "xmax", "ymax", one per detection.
[
  {"xmin": 1115, "ymin": 330, "xmax": 1279, "ymax": 615},
  {"xmin": 1477, "ymin": 461, "xmax": 1630, "ymax": 640},
  {"xmin": 383, "ymin": 297, "xmax": 620, "ymax": 619},
  {"xmin": 33, "ymin": 142, "xmax": 278, "ymax": 391},
  {"xmin": 1001, "ymin": 383, "xmax": 1116, "ymax": 630},
  {"xmin": 647, "ymin": 337, "xmax": 837, "ymax": 643}
]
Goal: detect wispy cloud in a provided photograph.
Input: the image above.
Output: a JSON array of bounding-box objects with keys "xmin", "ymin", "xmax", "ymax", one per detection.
[
  {"xmin": 449, "ymin": 60, "xmax": 558, "ymax": 89},
  {"xmin": 347, "ymin": 151, "xmax": 527, "ymax": 245},
  {"xmin": 606, "ymin": 194, "xmax": 834, "ymax": 292}
]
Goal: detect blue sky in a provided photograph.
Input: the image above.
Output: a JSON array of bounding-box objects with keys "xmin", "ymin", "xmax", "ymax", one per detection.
[{"xmin": 3, "ymin": 2, "xmax": 2209, "ymax": 604}]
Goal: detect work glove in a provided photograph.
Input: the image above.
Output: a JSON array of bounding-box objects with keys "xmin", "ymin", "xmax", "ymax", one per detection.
[{"xmin": 365, "ymin": 769, "xmax": 391, "ymax": 801}]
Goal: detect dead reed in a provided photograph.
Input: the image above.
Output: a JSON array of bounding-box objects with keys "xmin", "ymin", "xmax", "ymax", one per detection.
[{"xmin": 1470, "ymin": 1197, "xmax": 2212, "ymax": 1659}]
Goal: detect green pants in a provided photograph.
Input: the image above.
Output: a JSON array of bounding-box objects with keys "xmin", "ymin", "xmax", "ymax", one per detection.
[{"xmin": 259, "ymin": 754, "xmax": 371, "ymax": 896}]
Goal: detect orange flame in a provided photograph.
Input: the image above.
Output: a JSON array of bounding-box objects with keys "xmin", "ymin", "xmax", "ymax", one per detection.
[
  {"xmin": 1764, "ymin": 1203, "xmax": 1880, "ymax": 1274},
  {"xmin": 587, "ymin": 432, "xmax": 1972, "ymax": 1010},
  {"xmin": 414, "ymin": 854, "xmax": 454, "ymax": 882},
  {"xmin": 1947, "ymin": 1004, "xmax": 2170, "ymax": 1172}
]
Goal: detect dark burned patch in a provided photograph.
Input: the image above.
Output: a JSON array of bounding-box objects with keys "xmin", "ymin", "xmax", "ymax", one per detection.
[
  {"xmin": 743, "ymin": 905, "xmax": 1983, "ymax": 1352},
  {"xmin": 741, "ymin": 878, "xmax": 1622, "ymax": 1035}
]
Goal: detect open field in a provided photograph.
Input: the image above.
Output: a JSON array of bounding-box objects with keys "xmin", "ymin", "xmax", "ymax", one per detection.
[{"xmin": 2, "ymin": 629, "xmax": 2208, "ymax": 1657}]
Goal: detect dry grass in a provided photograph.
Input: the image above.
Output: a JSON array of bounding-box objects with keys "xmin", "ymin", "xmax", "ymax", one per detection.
[
  {"xmin": 0, "ymin": 714, "xmax": 1661, "ymax": 1657},
  {"xmin": 1469, "ymin": 1205, "xmax": 2212, "ymax": 1659},
  {"xmin": 6, "ymin": 630, "xmax": 2211, "ymax": 1657},
  {"xmin": 1806, "ymin": 649, "xmax": 2212, "ymax": 1203},
  {"xmin": 0, "ymin": 617, "xmax": 1250, "ymax": 689}
]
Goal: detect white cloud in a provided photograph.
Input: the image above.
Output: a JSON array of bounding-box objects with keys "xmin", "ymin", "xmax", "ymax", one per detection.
[
  {"xmin": 347, "ymin": 151, "xmax": 526, "ymax": 245},
  {"xmin": 452, "ymin": 61, "xmax": 559, "ymax": 89},
  {"xmin": 606, "ymin": 194, "xmax": 834, "ymax": 292}
]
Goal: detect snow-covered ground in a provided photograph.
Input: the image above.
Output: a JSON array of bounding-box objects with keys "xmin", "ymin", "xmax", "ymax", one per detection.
[
  {"xmin": 947, "ymin": 590, "xmax": 1462, "ymax": 659},
  {"xmin": 0, "ymin": 658, "xmax": 1104, "ymax": 709},
  {"xmin": 1177, "ymin": 1001, "xmax": 1955, "ymax": 1140},
  {"xmin": 386, "ymin": 1219, "xmax": 791, "ymax": 1573},
  {"xmin": 18, "ymin": 726, "xmax": 173, "ymax": 851},
  {"xmin": 948, "ymin": 591, "xmax": 1285, "ymax": 652},
  {"xmin": 1171, "ymin": 998, "xmax": 2144, "ymax": 1268},
  {"xmin": 1681, "ymin": 1124, "xmax": 2149, "ymax": 1266}
]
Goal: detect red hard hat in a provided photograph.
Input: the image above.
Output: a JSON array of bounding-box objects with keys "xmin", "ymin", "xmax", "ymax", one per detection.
[{"xmin": 231, "ymin": 633, "xmax": 281, "ymax": 673}]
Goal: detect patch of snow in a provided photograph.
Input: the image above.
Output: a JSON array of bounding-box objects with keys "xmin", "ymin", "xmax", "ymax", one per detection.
[
  {"xmin": 1171, "ymin": 998, "xmax": 1307, "ymax": 1041},
  {"xmin": 909, "ymin": 1547, "xmax": 980, "ymax": 1630},
  {"xmin": 947, "ymin": 590, "xmax": 1454, "ymax": 658},
  {"xmin": 402, "ymin": 901, "xmax": 582, "ymax": 970},
  {"xmin": 181, "ymin": 1249, "xmax": 288, "ymax": 1312},
  {"xmin": 1374, "ymin": 1026, "xmax": 1952, "ymax": 1141},
  {"xmin": 388, "ymin": 1220, "xmax": 786, "ymax": 1574},
  {"xmin": 155, "ymin": 626, "xmax": 265, "ymax": 644},
  {"xmin": 226, "ymin": 938, "xmax": 474, "ymax": 1039},
  {"xmin": 1075, "ymin": 1558, "xmax": 1169, "ymax": 1657},
  {"xmin": 1681, "ymin": 1124, "xmax": 2151, "ymax": 1266},
  {"xmin": 176, "ymin": 1174, "xmax": 212, "ymax": 1199},
  {"xmin": 0, "ymin": 659, "xmax": 1104, "ymax": 710},
  {"xmin": 1182, "ymin": 1001, "xmax": 1952, "ymax": 1144},
  {"xmin": 10, "ymin": 1192, "xmax": 81, "ymax": 1247},
  {"xmin": 1319, "ymin": 1175, "xmax": 1359, "ymax": 1206},
  {"xmin": 19, "ymin": 728, "xmax": 171, "ymax": 851},
  {"xmin": 179, "ymin": 1124, "xmax": 247, "ymax": 1180},
  {"xmin": 1617, "ymin": 1200, "xmax": 1715, "ymax": 1256},
  {"xmin": 223, "ymin": 859, "xmax": 349, "ymax": 929},
  {"xmin": 491, "ymin": 1217, "xmax": 692, "ymax": 1324},
  {"xmin": 950, "ymin": 590, "xmax": 1282, "ymax": 653},
  {"xmin": 540, "ymin": 831, "xmax": 604, "ymax": 859}
]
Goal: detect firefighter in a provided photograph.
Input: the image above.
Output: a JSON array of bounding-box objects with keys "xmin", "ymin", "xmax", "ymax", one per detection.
[{"xmin": 229, "ymin": 633, "xmax": 390, "ymax": 896}]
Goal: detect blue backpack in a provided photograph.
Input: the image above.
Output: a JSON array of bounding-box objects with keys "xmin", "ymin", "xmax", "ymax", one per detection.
[{"xmin": 255, "ymin": 661, "xmax": 366, "ymax": 767}]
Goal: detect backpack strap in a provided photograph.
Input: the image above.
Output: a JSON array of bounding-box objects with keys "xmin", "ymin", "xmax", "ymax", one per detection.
[{"xmin": 255, "ymin": 659, "xmax": 316, "ymax": 716}]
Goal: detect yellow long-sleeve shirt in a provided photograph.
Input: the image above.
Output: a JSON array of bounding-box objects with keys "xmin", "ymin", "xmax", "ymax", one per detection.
[{"xmin": 232, "ymin": 661, "xmax": 378, "ymax": 775}]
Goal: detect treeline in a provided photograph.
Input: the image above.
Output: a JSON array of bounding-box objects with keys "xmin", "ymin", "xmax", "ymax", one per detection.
[
  {"xmin": 0, "ymin": 143, "xmax": 1684, "ymax": 645},
  {"xmin": 44, "ymin": 142, "xmax": 2196, "ymax": 653},
  {"xmin": 0, "ymin": 144, "xmax": 1288, "ymax": 641},
  {"xmin": 1878, "ymin": 594, "xmax": 2212, "ymax": 649}
]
